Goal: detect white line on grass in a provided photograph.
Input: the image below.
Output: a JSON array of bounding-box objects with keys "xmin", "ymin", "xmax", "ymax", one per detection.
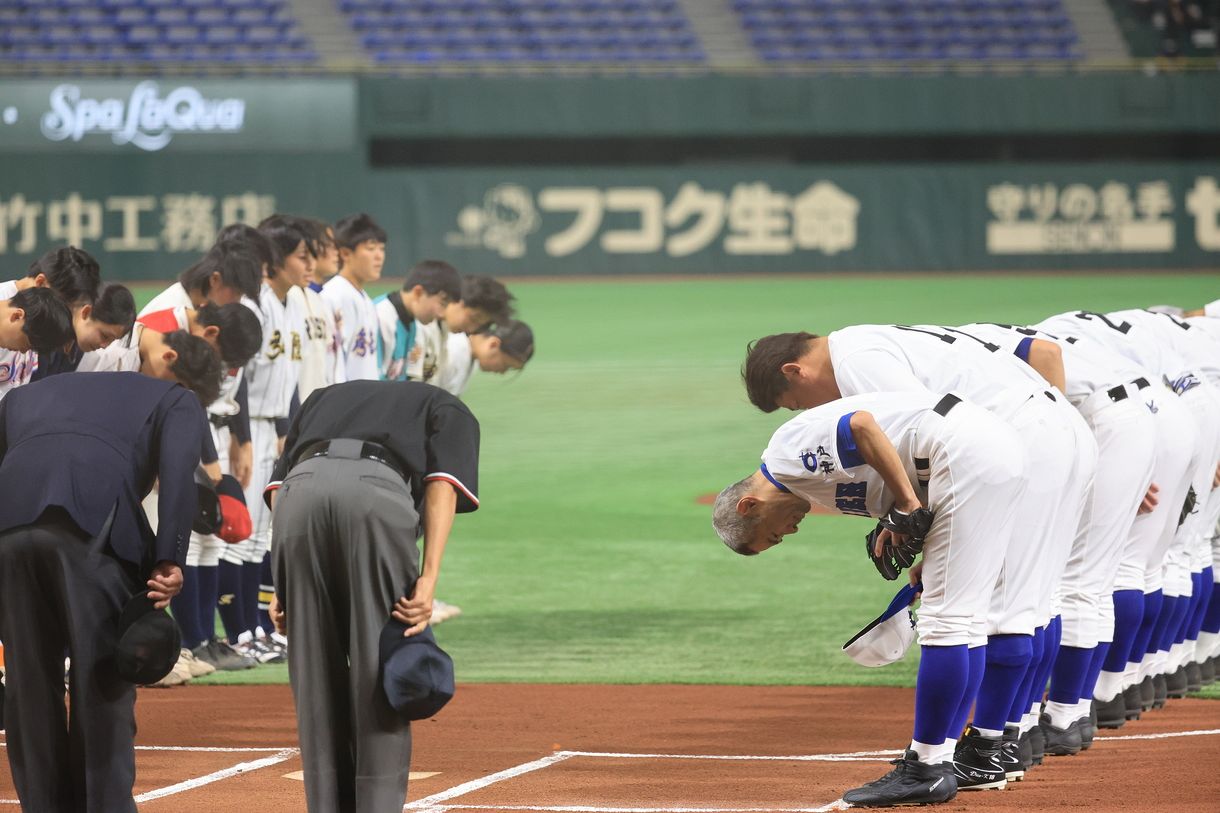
[
  {"xmin": 133, "ymin": 748, "xmax": 300, "ymax": 802},
  {"xmin": 404, "ymin": 752, "xmax": 577, "ymax": 811}
]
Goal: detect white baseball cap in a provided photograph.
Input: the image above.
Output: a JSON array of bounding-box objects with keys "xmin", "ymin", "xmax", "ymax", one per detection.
[{"xmin": 841, "ymin": 583, "xmax": 920, "ymax": 667}]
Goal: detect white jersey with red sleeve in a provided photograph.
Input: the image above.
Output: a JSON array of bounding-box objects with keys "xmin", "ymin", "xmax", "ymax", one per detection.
[
  {"xmin": 321, "ymin": 274, "xmax": 379, "ymax": 381},
  {"xmin": 762, "ymin": 391, "xmax": 940, "ymax": 518}
]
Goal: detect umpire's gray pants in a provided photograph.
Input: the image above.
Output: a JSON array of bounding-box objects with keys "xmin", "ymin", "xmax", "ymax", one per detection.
[{"xmin": 271, "ymin": 444, "xmax": 420, "ymax": 813}]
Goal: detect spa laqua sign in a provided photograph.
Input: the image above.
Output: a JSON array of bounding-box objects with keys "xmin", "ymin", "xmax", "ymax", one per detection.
[
  {"xmin": 0, "ymin": 79, "xmax": 355, "ymax": 153},
  {"xmin": 40, "ymin": 82, "xmax": 246, "ymax": 151}
]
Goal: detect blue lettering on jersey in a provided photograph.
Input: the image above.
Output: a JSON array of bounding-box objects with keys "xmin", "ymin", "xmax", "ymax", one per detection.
[
  {"xmin": 1168, "ymin": 373, "xmax": 1201, "ymax": 395},
  {"xmin": 834, "ymin": 482, "xmax": 870, "ymax": 517},
  {"xmin": 352, "ymin": 328, "xmax": 370, "ymax": 357}
]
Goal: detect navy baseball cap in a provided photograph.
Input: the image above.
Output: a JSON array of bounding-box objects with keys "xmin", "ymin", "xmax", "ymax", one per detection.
[
  {"xmin": 114, "ymin": 591, "xmax": 181, "ymax": 684},
  {"xmin": 379, "ymin": 618, "xmax": 455, "ymax": 721}
]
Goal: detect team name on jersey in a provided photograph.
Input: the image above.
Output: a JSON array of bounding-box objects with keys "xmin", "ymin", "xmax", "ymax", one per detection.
[
  {"xmin": 267, "ymin": 329, "xmax": 303, "ymax": 362},
  {"xmin": 835, "ymin": 482, "xmax": 870, "ymax": 517},
  {"xmin": 352, "ymin": 328, "xmax": 372, "ymax": 357}
]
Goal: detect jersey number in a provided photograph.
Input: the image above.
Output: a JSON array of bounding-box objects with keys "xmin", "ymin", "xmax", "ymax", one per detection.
[
  {"xmin": 894, "ymin": 325, "xmax": 1000, "ymax": 353},
  {"xmin": 1074, "ymin": 311, "xmax": 1131, "ymax": 334}
]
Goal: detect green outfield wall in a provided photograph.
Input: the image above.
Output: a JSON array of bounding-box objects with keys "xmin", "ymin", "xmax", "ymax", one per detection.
[{"xmin": 0, "ymin": 75, "xmax": 1217, "ymax": 278}]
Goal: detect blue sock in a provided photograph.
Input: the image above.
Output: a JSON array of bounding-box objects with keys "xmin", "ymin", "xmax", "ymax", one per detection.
[
  {"xmin": 1082, "ymin": 642, "xmax": 1110, "ymax": 700},
  {"xmin": 1007, "ymin": 627, "xmax": 1044, "ymax": 722},
  {"xmin": 1048, "ymin": 645, "xmax": 1094, "ymax": 705},
  {"xmin": 913, "ymin": 644, "xmax": 969, "ymax": 746},
  {"xmin": 196, "ymin": 564, "xmax": 219, "ymax": 642},
  {"xmin": 949, "ymin": 645, "xmax": 987, "ymax": 736},
  {"xmin": 1204, "ymin": 578, "xmax": 1220, "ymax": 635},
  {"xmin": 974, "ymin": 634, "xmax": 1033, "ymax": 731},
  {"xmin": 257, "ymin": 553, "xmax": 274, "ymax": 635},
  {"xmin": 1027, "ymin": 616, "xmax": 1061, "ymax": 710},
  {"xmin": 217, "ymin": 560, "xmax": 247, "ymax": 644},
  {"xmin": 171, "ymin": 566, "xmax": 202, "ymax": 650},
  {"xmin": 1104, "ymin": 590, "xmax": 1144, "ymax": 671},
  {"xmin": 241, "ymin": 560, "xmax": 263, "ymax": 636},
  {"xmin": 1128, "ymin": 590, "xmax": 1163, "ymax": 667},
  {"xmin": 1164, "ymin": 595, "xmax": 1191, "ymax": 650},
  {"xmin": 1147, "ymin": 595, "xmax": 1178, "ymax": 656},
  {"xmin": 1186, "ymin": 571, "xmax": 1210, "ymax": 641}
]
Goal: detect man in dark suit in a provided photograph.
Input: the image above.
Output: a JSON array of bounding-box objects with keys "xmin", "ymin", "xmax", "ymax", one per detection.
[{"xmin": 0, "ymin": 371, "xmax": 205, "ymax": 812}]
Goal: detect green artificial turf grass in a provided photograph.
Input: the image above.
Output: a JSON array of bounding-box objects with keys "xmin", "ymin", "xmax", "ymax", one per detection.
[{"xmin": 131, "ymin": 273, "xmax": 1219, "ymax": 686}]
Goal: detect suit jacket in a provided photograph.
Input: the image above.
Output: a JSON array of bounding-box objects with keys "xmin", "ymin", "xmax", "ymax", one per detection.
[{"xmin": 0, "ymin": 372, "xmax": 205, "ymax": 569}]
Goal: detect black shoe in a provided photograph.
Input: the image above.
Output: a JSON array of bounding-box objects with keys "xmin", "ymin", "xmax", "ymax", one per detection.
[
  {"xmin": 1095, "ymin": 695, "xmax": 1126, "ymax": 729},
  {"xmin": 1028, "ymin": 722, "xmax": 1045, "ymax": 765},
  {"xmin": 1039, "ymin": 712, "xmax": 1083, "ymax": 756},
  {"xmin": 1017, "ymin": 728, "xmax": 1034, "ymax": 772},
  {"xmin": 842, "ymin": 750, "xmax": 957, "ymax": 807},
  {"xmin": 1122, "ymin": 683, "xmax": 1142, "ymax": 720},
  {"xmin": 193, "ymin": 638, "xmax": 257, "ymax": 671},
  {"xmin": 1202, "ymin": 657, "xmax": 1217, "ymax": 685},
  {"xmin": 952, "ymin": 728, "xmax": 1007, "ymax": 791},
  {"xmin": 1152, "ymin": 673, "xmax": 1168, "ymax": 709},
  {"xmin": 1138, "ymin": 675, "xmax": 1155, "ymax": 711},
  {"xmin": 1082, "ymin": 702, "xmax": 1098, "ymax": 749},
  {"xmin": 1166, "ymin": 666, "xmax": 1188, "ymax": 699},
  {"xmin": 1000, "ymin": 725, "xmax": 1024, "ymax": 782},
  {"xmin": 1185, "ymin": 661, "xmax": 1202, "ymax": 693}
]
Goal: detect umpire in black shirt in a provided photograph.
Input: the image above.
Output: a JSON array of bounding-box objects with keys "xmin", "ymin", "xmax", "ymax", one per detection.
[
  {"xmin": 263, "ymin": 380, "xmax": 480, "ymax": 813},
  {"xmin": 0, "ymin": 371, "xmax": 203, "ymax": 812}
]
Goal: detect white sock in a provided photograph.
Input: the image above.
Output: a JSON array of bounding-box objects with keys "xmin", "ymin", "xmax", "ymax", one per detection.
[
  {"xmin": 1094, "ymin": 670, "xmax": 1123, "ymax": 703},
  {"xmin": 910, "ymin": 739, "xmax": 954, "ymax": 765},
  {"xmin": 1197, "ymin": 631, "xmax": 1220, "ymax": 660},
  {"xmin": 1074, "ymin": 699, "xmax": 1093, "ymax": 721},
  {"xmin": 974, "ymin": 726, "xmax": 1003, "ymax": 739},
  {"xmin": 1043, "ymin": 701, "xmax": 1076, "ymax": 729},
  {"xmin": 236, "ymin": 630, "xmax": 254, "ymax": 644},
  {"xmin": 1019, "ymin": 712, "xmax": 1038, "ymax": 734}
]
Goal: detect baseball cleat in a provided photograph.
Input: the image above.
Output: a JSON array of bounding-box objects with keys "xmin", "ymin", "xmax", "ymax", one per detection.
[
  {"xmin": 1138, "ymin": 675, "xmax": 1155, "ymax": 711},
  {"xmin": 1165, "ymin": 666, "xmax": 1188, "ymax": 699},
  {"xmin": 1094, "ymin": 695, "xmax": 1126, "ymax": 729},
  {"xmin": 842, "ymin": 750, "xmax": 957, "ymax": 807},
  {"xmin": 1152, "ymin": 674, "xmax": 1168, "ymax": 709},
  {"xmin": 1201, "ymin": 657, "xmax": 1217, "ymax": 685},
  {"xmin": 1121, "ymin": 684, "xmax": 1142, "ymax": 719},
  {"xmin": 952, "ymin": 728, "xmax": 1007, "ymax": 791},
  {"xmin": 1000, "ymin": 726, "xmax": 1024, "ymax": 782},
  {"xmin": 1039, "ymin": 712, "xmax": 1082, "ymax": 756},
  {"xmin": 1185, "ymin": 662, "xmax": 1202, "ymax": 693}
]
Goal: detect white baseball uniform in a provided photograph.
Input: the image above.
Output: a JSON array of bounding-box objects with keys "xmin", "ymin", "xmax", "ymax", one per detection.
[
  {"xmin": 435, "ymin": 330, "xmax": 476, "ymax": 396},
  {"xmin": 291, "ymin": 285, "xmax": 344, "ymax": 402},
  {"xmin": 78, "ymin": 322, "xmax": 145, "ymax": 373},
  {"xmin": 0, "ymin": 282, "xmax": 36, "ymax": 401},
  {"xmin": 139, "ymin": 281, "xmax": 193, "ymax": 316},
  {"xmin": 762, "ymin": 391, "xmax": 1024, "ymax": 647},
  {"xmin": 225, "ymin": 282, "xmax": 301, "ymax": 567},
  {"xmin": 322, "ymin": 275, "xmax": 379, "ymax": 382},
  {"xmin": 0, "ymin": 280, "xmax": 20, "ymax": 300},
  {"xmin": 1204, "ymin": 299, "xmax": 1220, "ymax": 319},
  {"xmin": 405, "ymin": 319, "xmax": 446, "ymax": 384},
  {"xmin": 827, "ymin": 324, "xmax": 1095, "ymax": 636},
  {"xmin": 956, "ymin": 322, "xmax": 1157, "ymax": 649},
  {"xmin": 1036, "ymin": 312, "xmax": 1199, "ymax": 598}
]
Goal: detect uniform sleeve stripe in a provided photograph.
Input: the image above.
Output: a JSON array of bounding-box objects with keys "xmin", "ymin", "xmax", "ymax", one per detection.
[
  {"xmin": 424, "ymin": 472, "xmax": 479, "ymax": 506},
  {"xmin": 759, "ymin": 463, "xmax": 790, "ymax": 493},
  {"xmin": 263, "ymin": 480, "xmax": 282, "ymax": 495},
  {"xmin": 1014, "ymin": 336, "xmax": 1034, "ymax": 363},
  {"xmin": 836, "ymin": 412, "xmax": 866, "ymax": 468}
]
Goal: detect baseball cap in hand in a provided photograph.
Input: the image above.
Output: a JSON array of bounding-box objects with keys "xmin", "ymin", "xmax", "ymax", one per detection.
[
  {"xmin": 193, "ymin": 481, "xmax": 222, "ymax": 535},
  {"xmin": 215, "ymin": 474, "xmax": 252, "ymax": 544},
  {"xmin": 115, "ymin": 591, "xmax": 182, "ymax": 684},
  {"xmin": 842, "ymin": 582, "xmax": 921, "ymax": 667},
  {"xmin": 379, "ymin": 615, "xmax": 455, "ymax": 721}
]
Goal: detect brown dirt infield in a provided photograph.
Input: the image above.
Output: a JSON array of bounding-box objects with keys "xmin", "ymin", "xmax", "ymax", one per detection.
[{"xmin": 0, "ymin": 684, "xmax": 1216, "ymax": 811}]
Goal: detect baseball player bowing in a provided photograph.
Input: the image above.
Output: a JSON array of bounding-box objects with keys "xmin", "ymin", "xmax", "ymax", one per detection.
[
  {"xmin": 714, "ymin": 390, "xmax": 1026, "ymax": 807},
  {"xmin": 743, "ymin": 327, "xmax": 1096, "ymax": 786}
]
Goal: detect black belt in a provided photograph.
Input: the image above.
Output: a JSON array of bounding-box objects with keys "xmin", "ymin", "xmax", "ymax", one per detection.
[
  {"xmin": 209, "ymin": 413, "xmax": 237, "ymax": 429},
  {"xmin": 1106, "ymin": 376, "xmax": 1151, "ymax": 404},
  {"xmin": 294, "ymin": 439, "xmax": 406, "ymax": 481},
  {"xmin": 933, "ymin": 394, "xmax": 961, "ymax": 417}
]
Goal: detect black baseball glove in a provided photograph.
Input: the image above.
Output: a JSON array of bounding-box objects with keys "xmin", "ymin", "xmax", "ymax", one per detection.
[{"xmin": 865, "ymin": 506, "xmax": 934, "ymax": 581}]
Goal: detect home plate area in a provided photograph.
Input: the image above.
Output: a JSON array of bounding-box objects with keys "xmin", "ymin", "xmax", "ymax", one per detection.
[{"xmin": 0, "ymin": 684, "xmax": 1215, "ymax": 811}]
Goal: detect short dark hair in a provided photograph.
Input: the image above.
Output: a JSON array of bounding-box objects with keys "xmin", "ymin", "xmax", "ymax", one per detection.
[
  {"xmin": 305, "ymin": 218, "xmax": 334, "ymax": 249},
  {"xmin": 478, "ymin": 319, "xmax": 534, "ymax": 363},
  {"xmin": 26, "ymin": 246, "xmax": 101, "ymax": 306},
  {"xmin": 257, "ymin": 214, "xmax": 317, "ymax": 276},
  {"xmin": 459, "ymin": 275, "xmax": 515, "ymax": 324},
  {"xmin": 742, "ymin": 332, "xmax": 819, "ymax": 414},
  {"xmin": 181, "ymin": 243, "xmax": 262, "ymax": 302},
  {"xmin": 161, "ymin": 329, "xmax": 223, "ymax": 406},
  {"xmin": 11, "ymin": 287, "xmax": 74, "ymax": 355},
  {"xmin": 403, "ymin": 260, "xmax": 462, "ymax": 301},
  {"xmin": 214, "ymin": 222, "xmax": 282, "ymax": 272},
  {"xmin": 196, "ymin": 302, "xmax": 263, "ymax": 368},
  {"xmin": 333, "ymin": 213, "xmax": 387, "ymax": 250},
  {"xmin": 92, "ymin": 283, "xmax": 136, "ymax": 335}
]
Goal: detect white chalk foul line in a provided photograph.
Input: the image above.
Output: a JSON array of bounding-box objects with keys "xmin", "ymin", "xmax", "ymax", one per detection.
[
  {"xmin": 419, "ymin": 800, "xmax": 849, "ymax": 805},
  {"xmin": 133, "ymin": 748, "xmax": 300, "ymax": 803},
  {"xmin": 1097, "ymin": 727, "xmax": 1220, "ymax": 742},
  {"xmin": 404, "ymin": 752, "xmax": 577, "ymax": 811},
  {"xmin": 561, "ymin": 750, "xmax": 899, "ymax": 763}
]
